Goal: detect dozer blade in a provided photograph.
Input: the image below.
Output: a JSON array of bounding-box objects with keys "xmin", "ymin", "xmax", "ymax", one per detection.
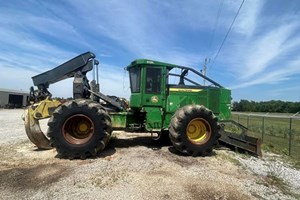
[
  {"xmin": 218, "ymin": 120, "xmax": 262, "ymax": 157},
  {"xmin": 23, "ymin": 109, "xmax": 52, "ymax": 149}
]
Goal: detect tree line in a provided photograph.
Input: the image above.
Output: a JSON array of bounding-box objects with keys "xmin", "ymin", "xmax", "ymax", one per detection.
[{"xmin": 232, "ymin": 100, "xmax": 300, "ymax": 113}]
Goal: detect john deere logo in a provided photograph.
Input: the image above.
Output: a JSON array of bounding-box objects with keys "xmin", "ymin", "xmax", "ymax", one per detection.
[{"xmin": 151, "ymin": 96, "xmax": 158, "ymax": 103}]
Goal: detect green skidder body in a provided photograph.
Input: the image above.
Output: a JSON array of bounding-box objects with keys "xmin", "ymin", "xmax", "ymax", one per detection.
[
  {"xmin": 107, "ymin": 59, "xmax": 260, "ymax": 157},
  {"xmin": 164, "ymin": 87, "xmax": 231, "ymax": 129},
  {"xmin": 123, "ymin": 59, "xmax": 231, "ymax": 132},
  {"xmin": 25, "ymin": 52, "xmax": 261, "ymax": 159}
]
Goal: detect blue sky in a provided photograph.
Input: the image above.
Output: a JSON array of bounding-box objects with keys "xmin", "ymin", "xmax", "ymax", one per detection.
[{"xmin": 0, "ymin": 0, "xmax": 300, "ymax": 102}]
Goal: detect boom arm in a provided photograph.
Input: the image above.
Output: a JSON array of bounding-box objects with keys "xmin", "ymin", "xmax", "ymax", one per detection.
[
  {"xmin": 32, "ymin": 52, "xmax": 96, "ymax": 90},
  {"xmin": 29, "ymin": 51, "xmax": 123, "ymax": 110}
]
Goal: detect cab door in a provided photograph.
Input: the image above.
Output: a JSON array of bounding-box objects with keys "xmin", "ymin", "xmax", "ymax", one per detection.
[
  {"xmin": 142, "ymin": 67, "xmax": 166, "ymax": 107},
  {"xmin": 142, "ymin": 66, "xmax": 166, "ymax": 131}
]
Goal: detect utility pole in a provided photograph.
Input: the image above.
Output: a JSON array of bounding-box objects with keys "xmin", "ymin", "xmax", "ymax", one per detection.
[{"xmin": 203, "ymin": 58, "xmax": 209, "ymax": 85}]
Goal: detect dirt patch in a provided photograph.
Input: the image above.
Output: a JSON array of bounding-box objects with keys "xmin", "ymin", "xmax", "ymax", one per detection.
[
  {"xmin": 0, "ymin": 109, "xmax": 300, "ymax": 200},
  {"xmin": 0, "ymin": 163, "xmax": 69, "ymax": 190},
  {"xmin": 185, "ymin": 183, "xmax": 249, "ymax": 200}
]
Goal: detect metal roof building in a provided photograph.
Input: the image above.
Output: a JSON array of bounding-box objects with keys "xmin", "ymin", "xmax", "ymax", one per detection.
[{"xmin": 0, "ymin": 88, "xmax": 29, "ymax": 108}]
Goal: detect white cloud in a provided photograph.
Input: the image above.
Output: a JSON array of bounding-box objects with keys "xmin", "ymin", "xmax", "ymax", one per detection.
[
  {"xmin": 230, "ymin": 58, "xmax": 300, "ymax": 89},
  {"xmin": 65, "ymin": 0, "xmax": 217, "ymax": 67},
  {"xmin": 220, "ymin": 8, "xmax": 300, "ymax": 91},
  {"xmin": 238, "ymin": 22, "xmax": 298, "ymax": 79},
  {"xmin": 268, "ymin": 85, "xmax": 300, "ymax": 100},
  {"xmin": 0, "ymin": 23, "xmax": 75, "ymax": 72},
  {"xmin": 234, "ymin": 0, "xmax": 264, "ymax": 37},
  {"xmin": 1, "ymin": 1, "xmax": 300, "ymax": 102},
  {"xmin": 0, "ymin": 62, "xmax": 131, "ymax": 99}
]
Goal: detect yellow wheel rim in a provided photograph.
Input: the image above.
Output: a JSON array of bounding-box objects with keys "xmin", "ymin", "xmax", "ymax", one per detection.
[
  {"xmin": 63, "ymin": 114, "xmax": 94, "ymax": 145},
  {"xmin": 186, "ymin": 118, "xmax": 211, "ymax": 144},
  {"xmin": 79, "ymin": 123, "xmax": 88, "ymax": 132}
]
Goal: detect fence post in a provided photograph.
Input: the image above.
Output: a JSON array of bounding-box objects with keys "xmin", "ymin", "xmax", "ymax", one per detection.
[
  {"xmin": 247, "ymin": 115, "xmax": 249, "ymax": 129},
  {"xmin": 237, "ymin": 115, "xmax": 240, "ymax": 123},
  {"xmin": 288, "ymin": 118, "xmax": 292, "ymax": 156},
  {"xmin": 262, "ymin": 117, "xmax": 265, "ymax": 142}
]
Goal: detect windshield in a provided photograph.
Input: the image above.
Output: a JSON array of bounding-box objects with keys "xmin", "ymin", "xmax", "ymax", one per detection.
[{"xmin": 129, "ymin": 67, "xmax": 141, "ymax": 93}]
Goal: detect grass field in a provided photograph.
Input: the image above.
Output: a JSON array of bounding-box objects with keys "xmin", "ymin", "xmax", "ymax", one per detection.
[{"xmin": 231, "ymin": 113, "xmax": 300, "ymax": 161}]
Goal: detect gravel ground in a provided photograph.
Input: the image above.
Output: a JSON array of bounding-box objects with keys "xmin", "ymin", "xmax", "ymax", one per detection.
[{"xmin": 0, "ymin": 109, "xmax": 299, "ymax": 200}]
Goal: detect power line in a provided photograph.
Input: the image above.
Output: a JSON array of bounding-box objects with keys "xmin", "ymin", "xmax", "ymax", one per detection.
[
  {"xmin": 208, "ymin": 0, "xmax": 225, "ymax": 55},
  {"xmin": 209, "ymin": 0, "xmax": 245, "ymax": 70}
]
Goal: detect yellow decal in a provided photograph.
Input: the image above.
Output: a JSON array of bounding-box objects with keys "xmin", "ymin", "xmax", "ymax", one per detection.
[
  {"xmin": 169, "ymin": 88, "xmax": 202, "ymax": 92},
  {"xmin": 151, "ymin": 96, "xmax": 159, "ymax": 103}
]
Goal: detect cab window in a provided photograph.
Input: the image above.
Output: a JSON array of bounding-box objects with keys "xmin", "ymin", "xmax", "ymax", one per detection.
[
  {"xmin": 129, "ymin": 67, "xmax": 141, "ymax": 93},
  {"xmin": 145, "ymin": 68, "xmax": 161, "ymax": 94}
]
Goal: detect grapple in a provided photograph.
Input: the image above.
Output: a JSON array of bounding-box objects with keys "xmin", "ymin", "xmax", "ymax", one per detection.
[{"xmin": 23, "ymin": 98, "xmax": 61, "ymax": 149}]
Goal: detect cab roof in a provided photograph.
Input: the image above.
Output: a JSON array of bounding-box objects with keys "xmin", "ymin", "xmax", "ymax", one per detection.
[
  {"xmin": 126, "ymin": 59, "xmax": 179, "ymax": 70},
  {"xmin": 125, "ymin": 59, "xmax": 223, "ymax": 88}
]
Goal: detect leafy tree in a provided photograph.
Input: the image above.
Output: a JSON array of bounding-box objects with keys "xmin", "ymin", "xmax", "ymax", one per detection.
[{"xmin": 232, "ymin": 100, "xmax": 300, "ymax": 113}]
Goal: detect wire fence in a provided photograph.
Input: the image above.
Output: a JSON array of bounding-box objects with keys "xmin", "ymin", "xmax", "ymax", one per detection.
[{"xmin": 232, "ymin": 112, "xmax": 300, "ymax": 159}]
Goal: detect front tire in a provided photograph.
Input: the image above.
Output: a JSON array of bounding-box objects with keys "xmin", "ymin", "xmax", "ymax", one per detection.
[
  {"xmin": 169, "ymin": 105, "xmax": 219, "ymax": 156},
  {"xmin": 47, "ymin": 99, "xmax": 112, "ymax": 159}
]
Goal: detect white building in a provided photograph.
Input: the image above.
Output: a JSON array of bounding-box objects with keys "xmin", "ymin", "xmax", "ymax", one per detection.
[{"xmin": 0, "ymin": 88, "xmax": 29, "ymax": 108}]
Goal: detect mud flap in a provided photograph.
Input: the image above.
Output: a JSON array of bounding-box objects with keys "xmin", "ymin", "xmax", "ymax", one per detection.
[{"xmin": 218, "ymin": 120, "xmax": 262, "ymax": 157}]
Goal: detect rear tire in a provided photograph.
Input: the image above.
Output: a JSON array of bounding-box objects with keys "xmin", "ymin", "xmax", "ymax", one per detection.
[
  {"xmin": 169, "ymin": 105, "xmax": 219, "ymax": 156},
  {"xmin": 47, "ymin": 99, "xmax": 112, "ymax": 159}
]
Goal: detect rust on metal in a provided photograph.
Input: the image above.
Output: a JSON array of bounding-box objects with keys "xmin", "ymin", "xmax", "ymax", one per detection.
[
  {"xmin": 24, "ymin": 108, "xmax": 52, "ymax": 149},
  {"xmin": 218, "ymin": 120, "xmax": 262, "ymax": 157}
]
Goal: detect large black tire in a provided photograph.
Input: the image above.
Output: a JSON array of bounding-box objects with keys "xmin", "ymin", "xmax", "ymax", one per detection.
[
  {"xmin": 169, "ymin": 105, "xmax": 219, "ymax": 156},
  {"xmin": 47, "ymin": 99, "xmax": 112, "ymax": 159}
]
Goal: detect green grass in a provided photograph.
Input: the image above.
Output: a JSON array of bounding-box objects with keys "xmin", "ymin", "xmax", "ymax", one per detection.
[
  {"xmin": 216, "ymin": 152, "xmax": 241, "ymax": 166},
  {"xmin": 231, "ymin": 113, "xmax": 300, "ymax": 161},
  {"xmin": 255, "ymin": 172, "xmax": 300, "ymax": 199},
  {"xmin": 264, "ymin": 172, "xmax": 293, "ymax": 197}
]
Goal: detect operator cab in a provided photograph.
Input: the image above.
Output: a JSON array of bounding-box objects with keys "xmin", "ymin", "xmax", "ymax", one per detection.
[
  {"xmin": 126, "ymin": 59, "xmax": 231, "ymax": 128},
  {"xmin": 126, "ymin": 59, "xmax": 170, "ymax": 110},
  {"xmin": 126, "ymin": 59, "xmax": 225, "ymax": 109}
]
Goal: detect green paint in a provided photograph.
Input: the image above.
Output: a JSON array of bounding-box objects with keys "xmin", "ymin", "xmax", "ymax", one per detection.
[
  {"xmin": 111, "ymin": 59, "xmax": 232, "ymax": 132},
  {"xmin": 110, "ymin": 112, "xmax": 134, "ymax": 129}
]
